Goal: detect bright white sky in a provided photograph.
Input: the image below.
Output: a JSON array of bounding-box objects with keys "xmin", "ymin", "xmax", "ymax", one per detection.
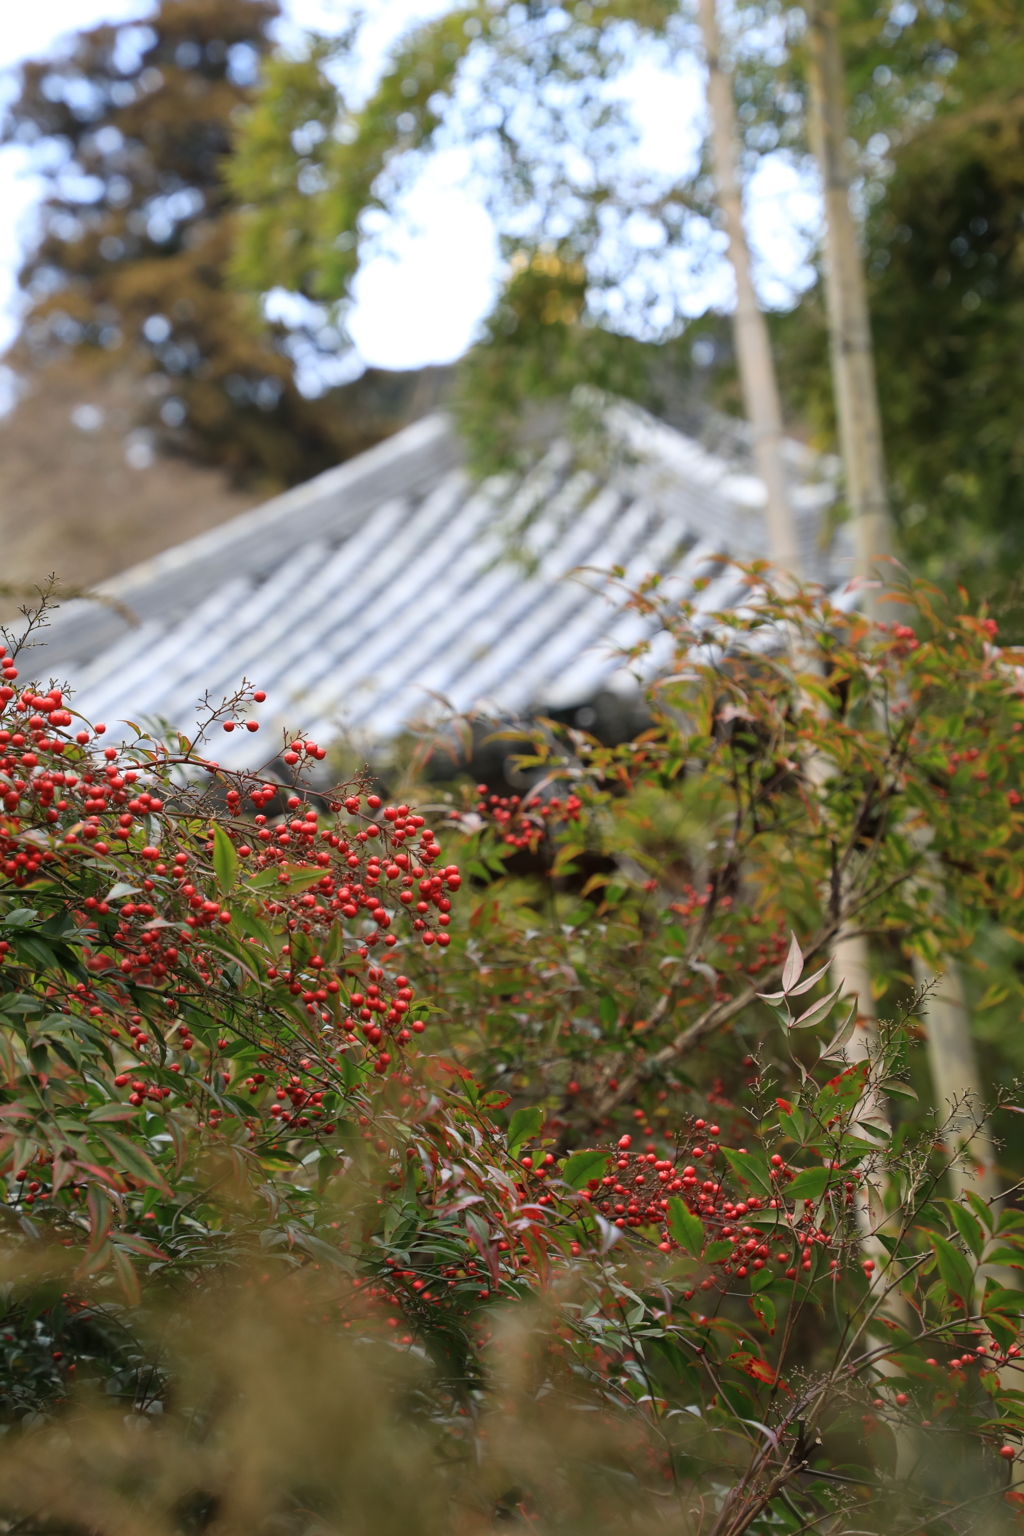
[{"xmin": 0, "ymin": 0, "xmax": 819, "ymax": 375}]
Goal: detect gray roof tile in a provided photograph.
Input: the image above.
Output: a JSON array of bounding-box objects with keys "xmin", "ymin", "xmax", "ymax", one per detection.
[{"xmin": 29, "ymin": 405, "xmax": 840, "ymax": 758}]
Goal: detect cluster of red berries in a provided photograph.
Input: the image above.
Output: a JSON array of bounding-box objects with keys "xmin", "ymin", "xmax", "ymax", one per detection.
[
  {"xmin": 455, "ymin": 786, "xmax": 584, "ymax": 852},
  {"xmin": 0, "ymin": 682, "xmax": 95, "ymax": 882},
  {"xmin": 863, "ymin": 1331, "xmax": 1022, "ymax": 1457},
  {"xmin": 0, "ymin": 676, "xmax": 470, "ymax": 1153},
  {"xmin": 889, "ymin": 623, "xmax": 920, "ymax": 654},
  {"xmin": 229, "ymin": 786, "xmax": 456, "ymax": 954},
  {"xmin": 515, "ymin": 1125, "xmax": 859, "ymax": 1298}
]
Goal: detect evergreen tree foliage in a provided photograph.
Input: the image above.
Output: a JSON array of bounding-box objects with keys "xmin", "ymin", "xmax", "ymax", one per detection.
[{"xmin": 2, "ymin": 0, "xmax": 362, "ymax": 488}]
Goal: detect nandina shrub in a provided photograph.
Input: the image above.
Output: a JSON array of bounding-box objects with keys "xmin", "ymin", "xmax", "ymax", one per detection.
[
  {"xmin": 404, "ymin": 569, "xmax": 1024, "ymax": 1137},
  {"xmin": 2, "ymin": 578, "xmax": 1024, "ymax": 1534},
  {"xmin": 0, "ymin": 640, "xmax": 476, "ymax": 1401},
  {"xmin": 6, "ymin": 976, "xmax": 1024, "ymax": 1534}
]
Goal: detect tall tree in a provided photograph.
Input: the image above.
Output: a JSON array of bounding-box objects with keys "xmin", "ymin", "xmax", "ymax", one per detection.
[
  {"xmin": 228, "ymin": 0, "xmax": 705, "ymax": 471},
  {"xmin": 764, "ymin": 0, "xmax": 1024, "ymax": 623},
  {"xmin": 697, "ymin": 0, "xmax": 802, "ymax": 579},
  {"xmin": 2, "ymin": 0, "xmax": 356, "ymax": 487},
  {"xmin": 798, "ymin": 1, "xmax": 995, "ymax": 1199},
  {"xmin": 802, "ymin": 0, "xmax": 892, "ymax": 600}
]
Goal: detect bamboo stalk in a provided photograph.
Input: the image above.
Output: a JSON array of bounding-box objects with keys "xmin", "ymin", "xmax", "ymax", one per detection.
[
  {"xmin": 696, "ymin": 0, "xmax": 803, "ymax": 580},
  {"xmin": 800, "ymin": 4, "xmax": 996, "ymax": 1206},
  {"xmin": 912, "ymin": 956, "xmax": 999, "ymax": 1200},
  {"xmin": 802, "ymin": 0, "xmax": 892, "ymax": 604}
]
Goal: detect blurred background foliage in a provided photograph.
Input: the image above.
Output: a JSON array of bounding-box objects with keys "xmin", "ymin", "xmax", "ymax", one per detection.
[
  {"xmin": 225, "ymin": 0, "xmax": 1024, "ymax": 615},
  {"xmin": 13, "ymin": 0, "xmax": 1024, "ymax": 609},
  {"xmin": 0, "ymin": 0, "xmax": 449, "ymax": 492}
]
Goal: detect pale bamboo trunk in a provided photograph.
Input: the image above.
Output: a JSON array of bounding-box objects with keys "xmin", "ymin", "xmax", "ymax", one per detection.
[
  {"xmin": 698, "ymin": 0, "xmax": 881, "ymax": 1096},
  {"xmin": 696, "ymin": 0, "xmax": 803, "ymax": 580},
  {"xmin": 827, "ymin": 912, "xmax": 906, "ymax": 1295},
  {"xmin": 802, "ymin": 0, "xmax": 891, "ymax": 601},
  {"xmin": 802, "ymin": 2, "xmax": 993, "ymax": 1205},
  {"xmin": 911, "ymin": 956, "xmax": 998, "ymax": 1199},
  {"xmin": 696, "ymin": 0, "xmax": 904, "ymax": 1339}
]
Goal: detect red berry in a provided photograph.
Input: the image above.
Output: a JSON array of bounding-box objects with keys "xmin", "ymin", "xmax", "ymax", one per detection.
[
  {"xmin": 253, "ymin": 691, "xmax": 266, "ymax": 702},
  {"xmin": 1001, "ymin": 1446, "xmax": 1016, "ymax": 1460}
]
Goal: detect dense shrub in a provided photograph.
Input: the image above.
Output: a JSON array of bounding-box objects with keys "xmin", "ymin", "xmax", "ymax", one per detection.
[{"xmin": 3, "ymin": 572, "xmax": 1024, "ymax": 1533}]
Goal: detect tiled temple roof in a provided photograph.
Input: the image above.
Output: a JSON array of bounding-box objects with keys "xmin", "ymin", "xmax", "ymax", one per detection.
[{"xmin": 30, "ymin": 403, "xmax": 840, "ymax": 759}]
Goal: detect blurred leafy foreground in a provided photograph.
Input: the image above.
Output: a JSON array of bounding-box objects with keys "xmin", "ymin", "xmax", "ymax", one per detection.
[{"xmin": 4, "ymin": 569, "xmax": 1024, "ymax": 1535}]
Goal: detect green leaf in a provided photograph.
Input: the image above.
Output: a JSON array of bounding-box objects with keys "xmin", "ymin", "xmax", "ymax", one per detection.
[
  {"xmin": 704, "ymin": 1239, "xmax": 734, "ymax": 1264},
  {"xmin": 86, "ymin": 1105, "xmax": 142, "ymax": 1123},
  {"xmin": 110, "ymin": 1246, "xmax": 141, "ymax": 1307},
  {"xmin": 667, "ymin": 1196, "xmax": 703, "ymax": 1258},
  {"xmin": 931, "ymin": 1233, "xmax": 976, "ymax": 1307},
  {"xmin": 812, "ymin": 1060, "xmax": 869, "ymax": 1122},
  {"xmin": 561, "ymin": 1148, "xmax": 609, "ymax": 1190},
  {"xmin": 749, "ymin": 1291, "xmax": 776, "ymax": 1333},
  {"xmin": 786, "ymin": 1166, "xmax": 833, "ymax": 1202},
  {"xmin": 776, "ymin": 1106, "xmax": 807, "ymax": 1144},
  {"xmin": 93, "ymin": 1128, "xmax": 172, "ymax": 1197},
  {"xmin": 16, "ymin": 936, "xmax": 58, "ymax": 969},
  {"xmin": 983, "ymin": 1283, "xmax": 1024, "ymax": 1318},
  {"xmin": 979, "ymin": 1246, "xmax": 1024, "ymax": 1268},
  {"xmin": 720, "ymin": 1146, "xmax": 772, "ymax": 1194},
  {"xmin": 966, "ymin": 1189, "xmax": 994, "ymax": 1233},
  {"xmin": 882, "ymin": 1080, "xmax": 918, "ymax": 1101},
  {"xmin": 383, "ymin": 1199, "xmax": 408, "ymax": 1247},
  {"xmin": 247, "ymin": 865, "xmax": 321, "ymax": 894},
  {"xmin": 38, "ymin": 1012, "xmax": 105, "ymax": 1044},
  {"xmin": 507, "ymin": 1106, "xmax": 543, "ymax": 1157},
  {"xmin": 294, "ymin": 1230, "xmax": 349, "ymax": 1270},
  {"xmin": 212, "ymin": 825, "xmax": 238, "ymax": 893},
  {"xmin": 337, "ymin": 1053, "xmax": 364, "ymax": 1092},
  {"xmin": 984, "ymin": 1282, "xmax": 1024, "ymax": 1349},
  {"xmin": 944, "ymin": 1200, "xmax": 985, "ymax": 1259},
  {"xmin": 598, "ymin": 993, "xmax": 618, "ymax": 1028},
  {"xmin": 0, "ymin": 994, "xmax": 41, "ymax": 1015}
]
